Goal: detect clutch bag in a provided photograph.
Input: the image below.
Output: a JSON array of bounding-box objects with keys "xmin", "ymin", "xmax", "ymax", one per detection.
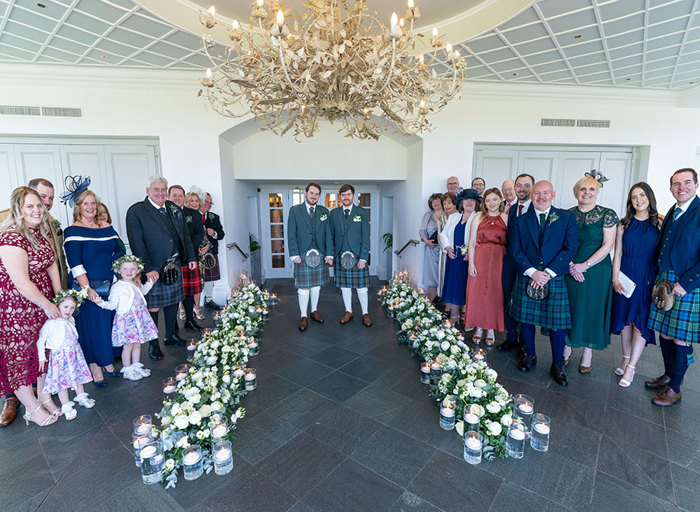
[{"xmin": 617, "ymin": 271, "xmax": 636, "ymax": 299}]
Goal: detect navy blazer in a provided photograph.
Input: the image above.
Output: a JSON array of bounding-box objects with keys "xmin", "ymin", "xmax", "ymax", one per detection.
[
  {"xmin": 508, "ymin": 205, "xmax": 578, "ymax": 277},
  {"xmin": 126, "ymin": 198, "xmax": 196, "ymax": 275},
  {"xmin": 329, "ymin": 204, "xmax": 370, "ymax": 262},
  {"xmin": 656, "ymin": 195, "xmax": 700, "ymax": 292},
  {"xmin": 203, "ymin": 212, "xmax": 225, "ymax": 254},
  {"xmin": 287, "ymin": 203, "xmax": 332, "ymax": 258}
]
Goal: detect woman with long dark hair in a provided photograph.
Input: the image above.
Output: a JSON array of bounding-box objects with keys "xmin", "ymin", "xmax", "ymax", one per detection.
[{"xmin": 610, "ymin": 182, "xmax": 661, "ymax": 387}]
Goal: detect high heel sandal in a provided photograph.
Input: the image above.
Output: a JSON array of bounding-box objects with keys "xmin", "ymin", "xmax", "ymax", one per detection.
[
  {"xmin": 179, "ymin": 303, "xmax": 186, "ymax": 321},
  {"xmin": 472, "ymin": 328, "xmax": 483, "ymax": 345},
  {"xmin": 485, "ymin": 329, "xmax": 495, "ymax": 346},
  {"xmin": 23, "ymin": 404, "xmax": 58, "ymax": 427},
  {"xmin": 619, "ymin": 365, "xmax": 635, "ymax": 388},
  {"xmin": 615, "ymin": 355, "xmax": 630, "ymax": 376},
  {"xmin": 40, "ymin": 399, "xmax": 62, "ymax": 418},
  {"xmin": 194, "ymin": 307, "xmax": 206, "ymax": 321}
]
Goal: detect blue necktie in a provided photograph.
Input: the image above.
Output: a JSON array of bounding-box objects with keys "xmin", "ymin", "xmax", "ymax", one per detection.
[
  {"xmin": 673, "ymin": 207, "xmax": 682, "ymax": 221},
  {"xmin": 158, "ymin": 206, "xmax": 166, "ymax": 216}
]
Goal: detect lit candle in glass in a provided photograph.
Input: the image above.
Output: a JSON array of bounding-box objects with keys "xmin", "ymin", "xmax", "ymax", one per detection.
[
  {"xmin": 210, "ymin": 417, "xmax": 228, "ymax": 440},
  {"xmin": 440, "ymin": 396, "xmax": 457, "ymax": 430},
  {"xmin": 162, "ymin": 377, "xmax": 176, "ymax": 398},
  {"xmin": 420, "ymin": 361, "xmax": 431, "ymax": 384},
  {"xmin": 133, "ymin": 415, "xmax": 152, "ymax": 436},
  {"xmin": 244, "ymin": 368, "xmax": 257, "ymax": 391},
  {"xmin": 132, "ymin": 433, "xmax": 151, "ymax": 467},
  {"xmin": 213, "ymin": 440, "xmax": 233, "ymax": 475},
  {"xmin": 187, "ymin": 338, "xmax": 197, "ymax": 352},
  {"xmin": 233, "ymin": 364, "xmax": 245, "ymax": 380},
  {"xmin": 182, "ymin": 446, "xmax": 203, "ymax": 480},
  {"xmin": 472, "ymin": 348, "xmax": 487, "ymax": 363},
  {"xmin": 247, "ymin": 338, "xmax": 259, "ymax": 356},
  {"xmin": 175, "ymin": 364, "xmax": 190, "ymax": 382}
]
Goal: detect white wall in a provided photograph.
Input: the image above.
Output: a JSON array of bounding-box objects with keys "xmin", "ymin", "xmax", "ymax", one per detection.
[{"xmin": 2, "ymin": 63, "xmax": 699, "ymax": 293}]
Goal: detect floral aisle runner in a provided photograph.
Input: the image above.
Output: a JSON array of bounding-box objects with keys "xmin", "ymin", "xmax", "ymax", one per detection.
[
  {"xmin": 378, "ymin": 274, "xmax": 515, "ymax": 459},
  {"xmin": 155, "ymin": 284, "xmax": 271, "ymax": 488}
]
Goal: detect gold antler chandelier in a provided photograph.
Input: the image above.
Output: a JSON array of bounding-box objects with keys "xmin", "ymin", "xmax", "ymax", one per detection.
[{"xmin": 198, "ymin": 0, "xmax": 465, "ymax": 140}]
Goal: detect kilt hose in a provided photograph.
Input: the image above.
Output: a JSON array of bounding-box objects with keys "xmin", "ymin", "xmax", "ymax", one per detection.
[
  {"xmin": 147, "ymin": 277, "xmax": 185, "ymax": 308},
  {"xmin": 181, "ymin": 266, "xmax": 202, "ymax": 296},
  {"xmin": 335, "ymin": 264, "xmax": 370, "ymax": 289},
  {"xmin": 508, "ymin": 274, "xmax": 572, "ymax": 331},
  {"xmin": 649, "ymin": 270, "xmax": 700, "ymax": 344},
  {"xmin": 203, "ymin": 254, "xmax": 221, "ymax": 282},
  {"xmin": 294, "ymin": 260, "xmax": 329, "ymax": 289}
]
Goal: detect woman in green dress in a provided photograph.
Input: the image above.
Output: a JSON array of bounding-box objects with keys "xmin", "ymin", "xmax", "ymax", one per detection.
[{"xmin": 562, "ymin": 176, "xmax": 619, "ymax": 373}]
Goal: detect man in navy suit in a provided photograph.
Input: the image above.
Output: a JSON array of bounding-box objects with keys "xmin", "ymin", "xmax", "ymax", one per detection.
[
  {"xmin": 499, "ymin": 173, "xmax": 534, "ymax": 355},
  {"xmin": 646, "ymin": 168, "xmax": 700, "ymax": 407},
  {"xmin": 287, "ymin": 182, "xmax": 333, "ymax": 332},
  {"xmin": 508, "ymin": 180, "xmax": 578, "ymax": 386}
]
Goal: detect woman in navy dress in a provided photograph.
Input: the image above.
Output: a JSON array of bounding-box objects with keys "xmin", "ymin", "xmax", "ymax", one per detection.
[
  {"xmin": 63, "ymin": 189, "xmax": 124, "ymax": 386},
  {"xmin": 440, "ymin": 189, "xmax": 481, "ymax": 326},
  {"xmin": 611, "ymin": 182, "xmax": 661, "ymax": 387}
]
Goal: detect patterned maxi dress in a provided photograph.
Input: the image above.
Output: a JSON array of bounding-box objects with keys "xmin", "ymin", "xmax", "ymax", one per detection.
[{"xmin": 0, "ymin": 228, "xmax": 55, "ymax": 394}]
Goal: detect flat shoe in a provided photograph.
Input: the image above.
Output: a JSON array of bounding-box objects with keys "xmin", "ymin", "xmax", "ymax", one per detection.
[{"xmin": 93, "ymin": 380, "xmax": 106, "ymax": 388}]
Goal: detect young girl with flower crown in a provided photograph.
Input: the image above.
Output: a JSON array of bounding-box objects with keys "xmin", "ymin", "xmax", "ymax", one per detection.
[
  {"xmin": 37, "ymin": 289, "xmax": 95, "ymax": 421},
  {"xmin": 95, "ymin": 255, "xmax": 159, "ymax": 381}
]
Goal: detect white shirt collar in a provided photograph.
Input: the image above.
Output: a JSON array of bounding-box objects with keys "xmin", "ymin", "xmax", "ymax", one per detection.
[
  {"xmin": 534, "ymin": 206, "xmax": 551, "ymax": 218},
  {"xmin": 148, "ymin": 197, "xmax": 165, "ymax": 210},
  {"xmin": 508, "ymin": 199, "xmax": 518, "ymax": 207},
  {"xmin": 676, "ymin": 196, "xmax": 696, "ymax": 212},
  {"xmin": 305, "ymin": 201, "xmax": 316, "ymax": 213}
]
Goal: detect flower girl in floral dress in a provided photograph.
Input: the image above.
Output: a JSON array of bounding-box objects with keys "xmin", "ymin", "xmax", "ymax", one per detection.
[
  {"xmin": 38, "ymin": 290, "xmax": 95, "ymax": 421},
  {"xmin": 95, "ymin": 255, "xmax": 159, "ymax": 381}
]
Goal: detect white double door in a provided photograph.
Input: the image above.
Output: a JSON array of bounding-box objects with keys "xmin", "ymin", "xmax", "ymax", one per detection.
[
  {"xmin": 0, "ymin": 138, "xmax": 160, "ymax": 247},
  {"xmin": 474, "ymin": 145, "xmax": 636, "ymax": 216},
  {"xmin": 259, "ymin": 186, "xmax": 378, "ymax": 280}
]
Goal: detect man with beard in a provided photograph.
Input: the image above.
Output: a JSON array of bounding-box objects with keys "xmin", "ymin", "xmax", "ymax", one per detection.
[
  {"xmin": 499, "ymin": 173, "xmax": 534, "ymax": 355},
  {"xmin": 329, "ymin": 184, "xmax": 372, "ymax": 327},
  {"xmin": 287, "ymin": 182, "xmax": 333, "ymax": 331}
]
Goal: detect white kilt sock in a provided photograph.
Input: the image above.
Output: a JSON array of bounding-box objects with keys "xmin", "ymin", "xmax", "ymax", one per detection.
[
  {"xmin": 298, "ymin": 288, "xmax": 310, "ymax": 317},
  {"xmin": 309, "ymin": 286, "xmax": 321, "ymax": 312},
  {"xmin": 341, "ymin": 287, "xmax": 353, "ymax": 313},
  {"xmin": 357, "ymin": 287, "xmax": 369, "ymax": 315}
]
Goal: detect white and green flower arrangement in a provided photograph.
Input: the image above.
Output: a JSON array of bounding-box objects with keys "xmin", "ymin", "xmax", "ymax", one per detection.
[
  {"xmin": 378, "ymin": 274, "xmax": 515, "ymax": 459},
  {"xmin": 155, "ymin": 283, "xmax": 270, "ymax": 488}
]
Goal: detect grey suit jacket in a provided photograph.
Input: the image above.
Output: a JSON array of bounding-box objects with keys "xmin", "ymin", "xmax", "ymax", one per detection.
[
  {"xmin": 287, "ymin": 203, "xmax": 332, "ymax": 258},
  {"xmin": 329, "ymin": 204, "xmax": 370, "ymax": 262}
]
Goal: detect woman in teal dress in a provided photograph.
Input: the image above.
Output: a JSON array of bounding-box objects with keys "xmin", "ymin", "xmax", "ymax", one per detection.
[{"xmin": 562, "ymin": 177, "xmax": 619, "ymax": 373}]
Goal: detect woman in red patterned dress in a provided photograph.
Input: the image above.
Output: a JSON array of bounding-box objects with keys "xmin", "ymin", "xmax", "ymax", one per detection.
[{"xmin": 0, "ymin": 187, "xmax": 62, "ymax": 426}]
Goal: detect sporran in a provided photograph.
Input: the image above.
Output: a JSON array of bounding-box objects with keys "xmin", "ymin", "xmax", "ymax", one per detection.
[
  {"xmin": 305, "ymin": 249, "xmax": 321, "ymax": 268},
  {"xmin": 526, "ymin": 280, "xmax": 549, "ymax": 301},
  {"xmin": 161, "ymin": 257, "xmax": 180, "ymax": 285},
  {"xmin": 340, "ymin": 251, "xmax": 358, "ymax": 270},
  {"xmin": 652, "ymin": 279, "xmax": 674, "ymax": 311}
]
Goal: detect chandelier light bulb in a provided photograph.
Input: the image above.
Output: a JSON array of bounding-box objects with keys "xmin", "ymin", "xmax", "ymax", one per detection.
[
  {"xmin": 276, "ymin": 9, "xmax": 284, "ymax": 27},
  {"xmin": 206, "ymin": 68, "xmax": 212, "ymax": 79},
  {"xmin": 390, "ymin": 12, "xmax": 398, "ymax": 27},
  {"xmin": 408, "ymin": 0, "xmax": 414, "ymax": 8},
  {"xmin": 257, "ymin": 0, "xmax": 263, "ymax": 7},
  {"xmin": 232, "ymin": 19, "xmax": 240, "ymax": 29},
  {"xmin": 208, "ymin": 5, "xmax": 215, "ymax": 16},
  {"xmin": 432, "ymin": 27, "xmax": 438, "ymax": 37},
  {"xmin": 446, "ymin": 43, "xmax": 452, "ymax": 53}
]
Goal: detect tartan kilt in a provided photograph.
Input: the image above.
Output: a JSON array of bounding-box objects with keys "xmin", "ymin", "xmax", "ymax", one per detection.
[
  {"xmin": 146, "ymin": 277, "xmax": 184, "ymax": 308},
  {"xmin": 508, "ymin": 274, "xmax": 571, "ymax": 330},
  {"xmin": 181, "ymin": 266, "xmax": 202, "ymax": 296},
  {"xmin": 203, "ymin": 254, "xmax": 221, "ymax": 282},
  {"xmin": 294, "ymin": 260, "xmax": 329, "ymax": 289},
  {"xmin": 648, "ymin": 270, "xmax": 700, "ymax": 343},
  {"xmin": 335, "ymin": 264, "xmax": 370, "ymax": 289}
]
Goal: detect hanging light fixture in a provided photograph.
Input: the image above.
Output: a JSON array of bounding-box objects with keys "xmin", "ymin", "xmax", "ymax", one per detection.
[{"xmin": 197, "ymin": 0, "xmax": 465, "ymax": 140}]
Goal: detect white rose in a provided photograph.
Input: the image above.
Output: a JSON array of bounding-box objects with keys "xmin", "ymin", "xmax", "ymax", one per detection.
[
  {"xmin": 470, "ymin": 388, "xmax": 483, "ymax": 399},
  {"xmin": 486, "ymin": 401, "xmax": 501, "ymax": 414},
  {"xmin": 501, "ymin": 414, "xmax": 513, "ymax": 427},
  {"xmin": 474, "ymin": 379, "xmax": 487, "ymax": 389},
  {"xmin": 222, "ymin": 374, "xmax": 231, "ymax": 383},
  {"xmin": 199, "ymin": 404, "xmax": 212, "ymax": 418},
  {"xmin": 188, "ymin": 411, "xmax": 202, "ymax": 425},
  {"xmin": 440, "ymin": 341, "xmax": 451, "ymax": 352},
  {"xmin": 485, "ymin": 368, "xmax": 498, "ymax": 380},
  {"xmin": 176, "ymin": 436, "xmax": 189, "ymax": 448},
  {"xmin": 488, "ymin": 421, "xmax": 502, "ymax": 436},
  {"xmin": 173, "ymin": 415, "xmax": 189, "ymax": 430},
  {"xmin": 450, "ymin": 345, "xmax": 461, "ymax": 355}
]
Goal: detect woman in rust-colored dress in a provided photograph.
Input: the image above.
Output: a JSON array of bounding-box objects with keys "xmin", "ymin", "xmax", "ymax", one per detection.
[
  {"xmin": 465, "ymin": 188, "xmax": 508, "ymax": 345},
  {"xmin": 0, "ymin": 187, "xmax": 61, "ymax": 426}
]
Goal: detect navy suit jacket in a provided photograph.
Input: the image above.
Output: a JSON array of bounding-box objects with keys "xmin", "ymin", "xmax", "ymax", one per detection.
[
  {"xmin": 287, "ymin": 203, "xmax": 332, "ymax": 258},
  {"xmin": 508, "ymin": 205, "xmax": 578, "ymax": 277},
  {"xmin": 329, "ymin": 204, "xmax": 370, "ymax": 262},
  {"xmin": 656, "ymin": 195, "xmax": 700, "ymax": 292},
  {"xmin": 203, "ymin": 212, "xmax": 225, "ymax": 254}
]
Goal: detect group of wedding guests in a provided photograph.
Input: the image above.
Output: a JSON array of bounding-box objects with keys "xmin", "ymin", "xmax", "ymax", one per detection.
[
  {"xmin": 0, "ymin": 176, "xmax": 225, "ymax": 427},
  {"xmin": 420, "ymin": 169, "xmax": 699, "ymax": 406}
]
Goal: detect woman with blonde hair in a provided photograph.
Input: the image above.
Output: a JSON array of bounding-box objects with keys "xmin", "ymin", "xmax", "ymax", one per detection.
[
  {"xmin": 465, "ymin": 188, "xmax": 509, "ymax": 345},
  {"xmin": 63, "ymin": 184, "xmax": 125, "ymax": 386},
  {"xmin": 0, "ymin": 187, "xmax": 62, "ymax": 426},
  {"xmin": 184, "ymin": 192, "xmax": 207, "ymax": 320},
  {"xmin": 563, "ymin": 176, "xmax": 619, "ymax": 372}
]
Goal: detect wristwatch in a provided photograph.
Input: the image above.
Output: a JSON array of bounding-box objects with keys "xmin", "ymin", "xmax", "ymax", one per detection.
[{"xmin": 585, "ymin": 261, "xmax": 592, "ymax": 268}]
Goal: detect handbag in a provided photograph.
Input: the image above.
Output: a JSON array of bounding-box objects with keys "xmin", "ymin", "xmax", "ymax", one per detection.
[
  {"xmin": 72, "ymin": 279, "xmax": 111, "ymax": 300},
  {"xmin": 428, "ymin": 230, "xmax": 438, "ymax": 245},
  {"xmin": 161, "ymin": 257, "xmax": 180, "ymax": 285},
  {"xmin": 526, "ymin": 280, "xmax": 549, "ymax": 301},
  {"xmin": 652, "ymin": 280, "xmax": 674, "ymax": 311},
  {"xmin": 340, "ymin": 251, "xmax": 358, "ymax": 270},
  {"xmin": 305, "ymin": 249, "xmax": 321, "ymax": 268}
]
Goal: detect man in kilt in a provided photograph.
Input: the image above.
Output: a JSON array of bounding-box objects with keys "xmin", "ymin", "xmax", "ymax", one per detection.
[
  {"xmin": 288, "ymin": 182, "xmax": 333, "ymax": 331},
  {"xmin": 201, "ymin": 193, "xmax": 225, "ymax": 309},
  {"xmin": 329, "ymin": 184, "xmax": 372, "ymax": 327},
  {"xmin": 646, "ymin": 168, "xmax": 700, "ymax": 407},
  {"xmin": 169, "ymin": 185, "xmax": 205, "ymax": 331},
  {"xmin": 126, "ymin": 176, "xmax": 197, "ymax": 360},
  {"xmin": 508, "ymin": 181, "xmax": 578, "ymax": 386}
]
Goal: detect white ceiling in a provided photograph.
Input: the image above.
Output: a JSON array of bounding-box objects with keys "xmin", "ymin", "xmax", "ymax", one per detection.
[{"xmin": 0, "ymin": 0, "xmax": 698, "ymax": 90}]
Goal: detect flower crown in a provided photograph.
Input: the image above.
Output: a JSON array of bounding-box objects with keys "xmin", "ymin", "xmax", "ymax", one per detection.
[
  {"xmin": 112, "ymin": 255, "xmax": 145, "ymax": 273},
  {"xmin": 53, "ymin": 288, "xmax": 88, "ymax": 306}
]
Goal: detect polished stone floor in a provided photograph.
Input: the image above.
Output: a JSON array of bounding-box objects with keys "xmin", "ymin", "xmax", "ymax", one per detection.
[{"xmin": 2, "ymin": 278, "xmax": 700, "ymax": 512}]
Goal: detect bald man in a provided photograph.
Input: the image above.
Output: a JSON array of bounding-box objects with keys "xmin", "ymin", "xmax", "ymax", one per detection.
[{"xmin": 502, "ymin": 180, "xmax": 516, "ymax": 213}]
